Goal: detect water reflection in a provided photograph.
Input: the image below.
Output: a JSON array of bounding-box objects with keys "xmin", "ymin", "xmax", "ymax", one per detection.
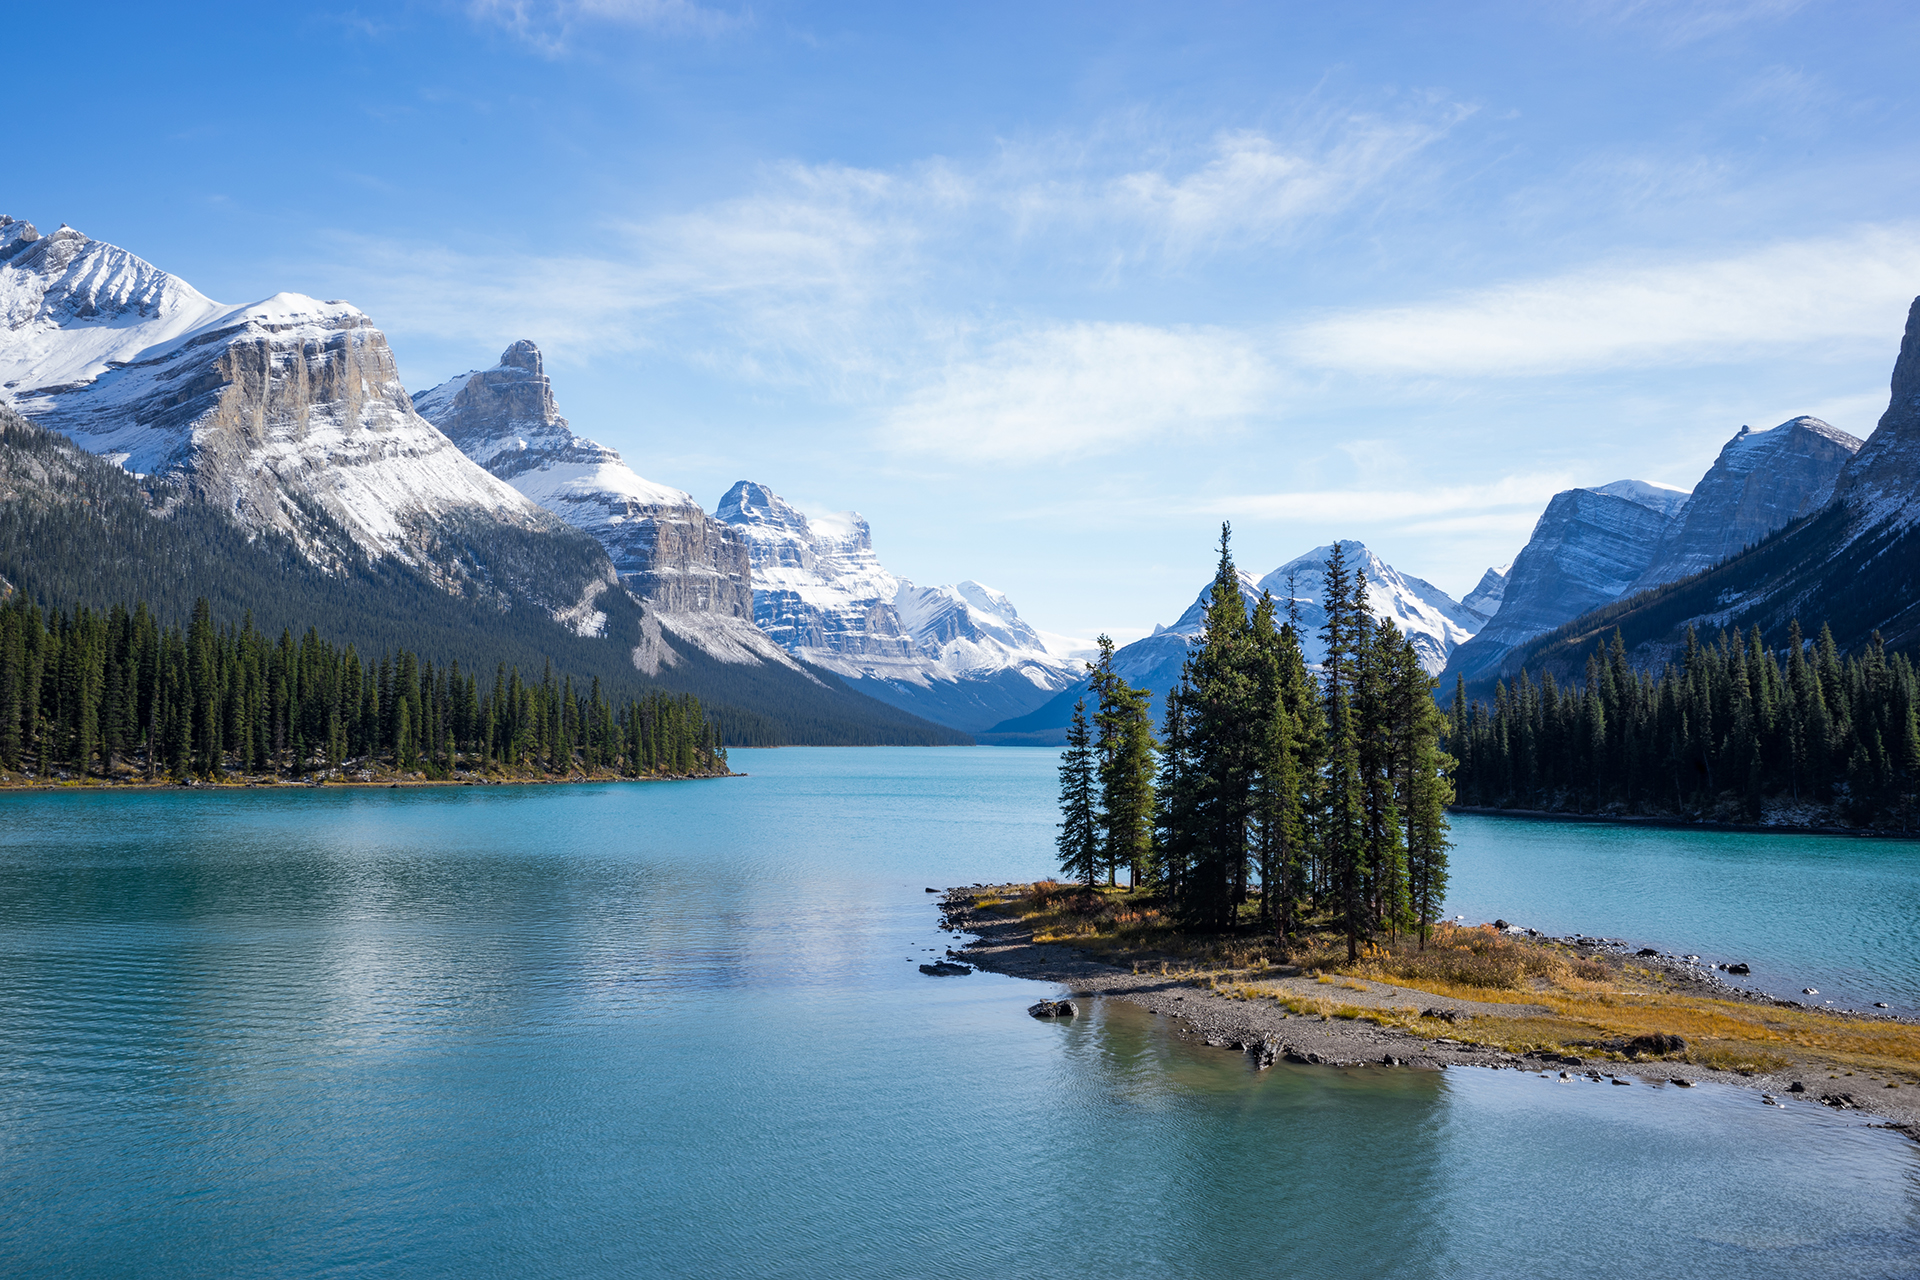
[{"xmin": 0, "ymin": 754, "xmax": 1916, "ymax": 1278}]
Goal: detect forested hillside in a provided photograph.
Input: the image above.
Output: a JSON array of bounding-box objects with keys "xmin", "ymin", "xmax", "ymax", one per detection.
[
  {"xmin": 0, "ymin": 594, "xmax": 727, "ymax": 783},
  {"xmin": 1450, "ymin": 623, "xmax": 1920, "ymax": 828},
  {"xmin": 0, "ymin": 407, "xmax": 967, "ymax": 747}
]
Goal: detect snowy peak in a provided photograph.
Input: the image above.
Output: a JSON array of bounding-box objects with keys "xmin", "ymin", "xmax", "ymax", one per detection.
[
  {"xmin": 1628, "ymin": 416, "xmax": 1862, "ymax": 591},
  {"xmin": 1836, "ymin": 297, "xmax": 1920, "ymax": 523},
  {"xmin": 1461, "ymin": 564, "xmax": 1509, "ymax": 621},
  {"xmin": 1161, "ymin": 542, "xmax": 1479, "ymax": 675},
  {"xmin": 714, "ymin": 479, "xmax": 1081, "ymax": 730},
  {"xmin": 417, "ymin": 342, "xmax": 751, "ymax": 619},
  {"xmin": 1587, "ymin": 478, "xmax": 1691, "ymax": 520}
]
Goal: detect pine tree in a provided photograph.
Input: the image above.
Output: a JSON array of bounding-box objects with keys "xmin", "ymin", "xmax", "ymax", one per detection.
[{"xmin": 1057, "ymin": 699, "xmax": 1099, "ymax": 887}]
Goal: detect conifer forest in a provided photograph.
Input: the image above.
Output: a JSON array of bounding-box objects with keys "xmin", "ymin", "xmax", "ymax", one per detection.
[
  {"xmin": 1450, "ymin": 622, "xmax": 1920, "ymax": 829},
  {"xmin": 1058, "ymin": 531, "xmax": 1453, "ymax": 960},
  {"xmin": 0, "ymin": 594, "xmax": 729, "ymax": 784}
]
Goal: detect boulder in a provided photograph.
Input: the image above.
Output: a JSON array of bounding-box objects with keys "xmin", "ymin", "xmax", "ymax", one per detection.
[
  {"xmin": 1626, "ymin": 1033, "xmax": 1687, "ymax": 1056},
  {"xmin": 1028, "ymin": 999, "xmax": 1076, "ymax": 1018},
  {"xmin": 1726, "ymin": 962, "xmax": 1750, "ymax": 975},
  {"xmin": 919, "ymin": 961, "xmax": 972, "ymax": 977}
]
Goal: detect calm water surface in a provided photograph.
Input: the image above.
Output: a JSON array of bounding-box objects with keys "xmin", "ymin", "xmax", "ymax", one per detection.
[{"xmin": 1, "ymin": 747, "xmax": 1917, "ymax": 1278}]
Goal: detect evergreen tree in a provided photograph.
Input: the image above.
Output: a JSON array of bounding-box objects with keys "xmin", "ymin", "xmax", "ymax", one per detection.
[{"xmin": 1056, "ymin": 699, "xmax": 1099, "ymax": 888}]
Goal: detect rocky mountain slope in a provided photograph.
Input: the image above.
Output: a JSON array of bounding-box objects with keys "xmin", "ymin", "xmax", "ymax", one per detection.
[
  {"xmin": 983, "ymin": 541, "xmax": 1482, "ymax": 745},
  {"xmin": 1446, "ymin": 417, "xmax": 1863, "ymax": 692},
  {"xmin": 413, "ymin": 341, "xmax": 811, "ymax": 678},
  {"xmin": 0, "ymin": 218, "xmax": 606, "ymax": 619},
  {"xmin": 1494, "ymin": 297, "xmax": 1920, "ymax": 688},
  {"xmin": 0, "ymin": 216, "xmax": 965, "ymax": 746},
  {"xmin": 714, "ymin": 482, "xmax": 1083, "ymax": 732},
  {"xmin": 1626, "ymin": 417, "xmax": 1862, "ymax": 592},
  {"xmin": 1442, "ymin": 482, "xmax": 1686, "ymax": 687}
]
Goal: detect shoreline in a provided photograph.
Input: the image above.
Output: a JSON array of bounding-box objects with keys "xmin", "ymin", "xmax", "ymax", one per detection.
[
  {"xmin": 938, "ymin": 885, "xmax": 1920, "ymax": 1140},
  {"xmin": 1449, "ymin": 804, "xmax": 1919, "ymax": 839},
  {"xmin": 0, "ymin": 770, "xmax": 740, "ymax": 793}
]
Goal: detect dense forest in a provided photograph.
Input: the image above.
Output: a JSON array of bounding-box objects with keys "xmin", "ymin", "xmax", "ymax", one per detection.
[
  {"xmin": 0, "ymin": 594, "xmax": 727, "ymax": 784},
  {"xmin": 1060, "ymin": 531, "xmax": 1453, "ymax": 958},
  {"xmin": 0, "ymin": 405, "xmax": 966, "ymax": 748},
  {"xmin": 1450, "ymin": 622, "xmax": 1920, "ymax": 829}
]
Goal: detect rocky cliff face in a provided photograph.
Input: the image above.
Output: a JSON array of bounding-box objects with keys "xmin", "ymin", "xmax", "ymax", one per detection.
[
  {"xmin": 0, "ymin": 217, "xmax": 609, "ymax": 622},
  {"xmin": 715, "ymin": 480, "xmax": 1081, "ymax": 732},
  {"xmin": 1628, "ymin": 417, "xmax": 1862, "ymax": 591},
  {"xmin": 414, "ymin": 342, "xmax": 753, "ymax": 620},
  {"xmin": 1443, "ymin": 483, "xmax": 1682, "ymax": 686}
]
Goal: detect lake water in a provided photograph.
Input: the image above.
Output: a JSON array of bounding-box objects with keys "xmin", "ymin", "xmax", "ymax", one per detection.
[{"xmin": 1, "ymin": 747, "xmax": 1917, "ymax": 1278}]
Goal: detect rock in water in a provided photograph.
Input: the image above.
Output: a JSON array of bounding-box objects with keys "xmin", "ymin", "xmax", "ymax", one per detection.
[
  {"xmin": 1027, "ymin": 999, "xmax": 1076, "ymax": 1018},
  {"xmin": 919, "ymin": 961, "xmax": 971, "ymax": 977}
]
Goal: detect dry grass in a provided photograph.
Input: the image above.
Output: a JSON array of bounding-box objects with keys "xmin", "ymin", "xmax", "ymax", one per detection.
[{"xmin": 969, "ymin": 882, "xmax": 1920, "ymax": 1080}]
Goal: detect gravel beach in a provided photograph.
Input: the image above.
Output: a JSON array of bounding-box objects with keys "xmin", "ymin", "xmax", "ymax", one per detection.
[{"xmin": 938, "ymin": 885, "xmax": 1920, "ymax": 1137}]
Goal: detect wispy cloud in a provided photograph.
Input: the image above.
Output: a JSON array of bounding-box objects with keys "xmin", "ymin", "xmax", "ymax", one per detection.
[
  {"xmin": 1574, "ymin": 0, "xmax": 1808, "ymax": 48},
  {"xmin": 467, "ymin": 0, "xmax": 748, "ymax": 52},
  {"xmin": 883, "ymin": 322, "xmax": 1279, "ymax": 463},
  {"xmin": 1291, "ymin": 225, "xmax": 1920, "ymax": 377},
  {"xmin": 1200, "ymin": 472, "xmax": 1579, "ymax": 523}
]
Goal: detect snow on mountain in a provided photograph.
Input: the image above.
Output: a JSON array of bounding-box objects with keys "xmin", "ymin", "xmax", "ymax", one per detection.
[
  {"xmin": 715, "ymin": 481, "xmax": 1082, "ymax": 732},
  {"xmin": 983, "ymin": 541, "xmax": 1480, "ymax": 744},
  {"xmin": 1442, "ymin": 481, "xmax": 1680, "ymax": 687},
  {"xmin": 0, "ymin": 217, "xmax": 608, "ymax": 619},
  {"xmin": 411, "ymin": 343, "xmax": 796, "ymax": 676},
  {"xmin": 1626, "ymin": 416, "xmax": 1862, "ymax": 592},
  {"xmin": 1461, "ymin": 564, "xmax": 1509, "ymax": 621}
]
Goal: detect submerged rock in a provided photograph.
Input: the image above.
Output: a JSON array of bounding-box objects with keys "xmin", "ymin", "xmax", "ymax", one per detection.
[
  {"xmin": 919, "ymin": 961, "xmax": 972, "ymax": 977},
  {"xmin": 1028, "ymin": 999, "xmax": 1076, "ymax": 1018}
]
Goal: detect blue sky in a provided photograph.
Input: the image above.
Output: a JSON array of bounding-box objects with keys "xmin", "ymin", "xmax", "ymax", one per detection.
[{"xmin": 10, "ymin": 1, "xmax": 1920, "ymax": 640}]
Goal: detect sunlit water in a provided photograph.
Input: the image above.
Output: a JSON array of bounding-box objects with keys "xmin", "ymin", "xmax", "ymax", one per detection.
[{"xmin": 0, "ymin": 747, "xmax": 1916, "ymax": 1277}]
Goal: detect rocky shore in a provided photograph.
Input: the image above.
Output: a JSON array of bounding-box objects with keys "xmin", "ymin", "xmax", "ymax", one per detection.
[{"xmin": 937, "ymin": 885, "xmax": 1920, "ymax": 1137}]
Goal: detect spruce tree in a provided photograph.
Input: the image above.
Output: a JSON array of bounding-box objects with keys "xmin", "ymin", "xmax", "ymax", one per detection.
[{"xmin": 1056, "ymin": 699, "xmax": 1099, "ymax": 888}]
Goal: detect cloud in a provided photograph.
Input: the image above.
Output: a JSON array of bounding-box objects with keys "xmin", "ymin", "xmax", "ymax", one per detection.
[
  {"xmin": 883, "ymin": 323, "xmax": 1279, "ymax": 463},
  {"xmin": 1574, "ymin": 0, "xmax": 1807, "ymax": 47},
  {"xmin": 468, "ymin": 0, "xmax": 746, "ymax": 51},
  {"xmin": 1101, "ymin": 120, "xmax": 1466, "ymax": 259},
  {"xmin": 1201, "ymin": 472, "xmax": 1578, "ymax": 524},
  {"xmin": 1291, "ymin": 226, "xmax": 1920, "ymax": 377}
]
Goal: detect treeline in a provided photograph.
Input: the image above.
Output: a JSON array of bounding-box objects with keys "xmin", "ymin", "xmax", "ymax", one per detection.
[
  {"xmin": 0, "ymin": 594, "xmax": 727, "ymax": 783},
  {"xmin": 1450, "ymin": 623, "xmax": 1920, "ymax": 828},
  {"xmin": 1059, "ymin": 531, "xmax": 1453, "ymax": 958}
]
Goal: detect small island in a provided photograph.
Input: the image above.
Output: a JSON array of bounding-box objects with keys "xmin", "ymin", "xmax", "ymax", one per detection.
[{"xmin": 941, "ymin": 880, "xmax": 1920, "ymax": 1134}]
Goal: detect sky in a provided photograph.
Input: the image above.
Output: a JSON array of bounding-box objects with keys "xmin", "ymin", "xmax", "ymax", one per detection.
[{"xmin": 8, "ymin": 0, "xmax": 1920, "ymax": 642}]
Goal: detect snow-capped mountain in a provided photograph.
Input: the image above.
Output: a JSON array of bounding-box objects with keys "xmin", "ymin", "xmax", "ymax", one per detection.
[
  {"xmin": 714, "ymin": 481, "xmax": 1083, "ymax": 732},
  {"xmin": 1442, "ymin": 481, "xmax": 1685, "ymax": 686},
  {"xmin": 984, "ymin": 541, "xmax": 1482, "ymax": 744},
  {"xmin": 1445, "ymin": 419, "xmax": 1862, "ymax": 690},
  {"xmin": 0, "ymin": 216, "xmax": 609, "ymax": 620},
  {"xmin": 1626, "ymin": 416, "xmax": 1862, "ymax": 592},
  {"xmin": 1461, "ymin": 564, "xmax": 1509, "ymax": 621},
  {"xmin": 1499, "ymin": 297, "xmax": 1920, "ymax": 683},
  {"xmin": 412, "ymin": 342, "xmax": 806, "ymax": 674}
]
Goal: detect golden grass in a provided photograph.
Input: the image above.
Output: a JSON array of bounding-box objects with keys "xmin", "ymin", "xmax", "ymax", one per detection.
[{"xmin": 966, "ymin": 881, "xmax": 1920, "ymax": 1080}]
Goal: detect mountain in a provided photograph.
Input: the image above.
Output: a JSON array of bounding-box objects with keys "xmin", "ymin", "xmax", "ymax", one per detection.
[
  {"xmin": 1489, "ymin": 296, "xmax": 1920, "ymax": 688},
  {"xmin": 1460, "ymin": 564, "xmax": 1509, "ymax": 621},
  {"xmin": 1626, "ymin": 416, "xmax": 1862, "ymax": 592},
  {"xmin": 983, "ymin": 540, "xmax": 1482, "ymax": 745},
  {"xmin": 1445, "ymin": 418, "xmax": 1864, "ymax": 693},
  {"xmin": 1441, "ymin": 482, "xmax": 1686, "ymax": 687},
  {"xmin": 0, "ymin": 218, "xmax": 609, "ymax": 619},
  {"xmin": 0, "ymin": 216, "xmax": 968, "ymax": 746},
  {"xmin": 714, "ymin": 482, "xmax": 1083, "ymax": 733},
  {"xmin": 411, "ymin": 341, "xmax": 812, "ymax": 678}
]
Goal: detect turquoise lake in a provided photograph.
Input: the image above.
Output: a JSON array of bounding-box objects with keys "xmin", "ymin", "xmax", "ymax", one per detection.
[{"xmin": 2, "ymin": 746, "xmax": 1918, "ymax": 1277}]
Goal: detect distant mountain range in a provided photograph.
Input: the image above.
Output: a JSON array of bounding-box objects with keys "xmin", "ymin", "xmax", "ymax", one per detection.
[
  {"xmin": 0, "ymin": 215, "xmax": 963, "ymax": 746},
  {"xmin": 5, "ymin": 210, "xmax": 1917, "ymax": 740}
]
